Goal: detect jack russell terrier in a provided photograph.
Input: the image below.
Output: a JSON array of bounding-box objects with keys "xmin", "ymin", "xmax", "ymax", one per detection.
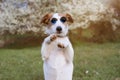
[{"xmin": 41, "ymin": 13, "xmax": 74, "ymax": 80}]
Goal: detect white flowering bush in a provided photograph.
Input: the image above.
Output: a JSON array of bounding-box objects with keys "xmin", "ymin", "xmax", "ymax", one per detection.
[
  {"xmin": 0, "ymin": 0, "xmax": 120, "ymax": 47},
  {"xmin": 0, "ymin": 0, "xmax": 119, "ymax": 34},
  {"xmin": 63, "ymin": 0, "xmax": 120, "ymax": 29},
  {"xmin": 0, "ymin": 0, "xmax": 40, "ymax": 35}
]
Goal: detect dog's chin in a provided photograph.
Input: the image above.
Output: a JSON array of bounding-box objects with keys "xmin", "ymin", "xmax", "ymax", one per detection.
[{"xmin": 46, "ymin": 31, "xmax": 67, "ymax": 37}]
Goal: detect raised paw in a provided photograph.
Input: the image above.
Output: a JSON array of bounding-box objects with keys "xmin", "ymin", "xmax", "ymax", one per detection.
[
  {"xmin": 50, "ymin": 35, "xmax": 57, "ymax": 41},
  {"xmin": 58, "ymin": 43, "xmax": 65, "ymax": 48}
]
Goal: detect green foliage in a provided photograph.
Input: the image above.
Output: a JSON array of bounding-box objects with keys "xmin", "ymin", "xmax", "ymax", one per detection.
[{"xmin": 0, "ymin": 43, "xmax": 120, "ymax": 80}]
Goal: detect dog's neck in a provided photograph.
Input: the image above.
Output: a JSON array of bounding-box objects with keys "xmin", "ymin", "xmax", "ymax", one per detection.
[{"xmin": 46, "ymin": 34, "xmax": 67, "ymax": 38}]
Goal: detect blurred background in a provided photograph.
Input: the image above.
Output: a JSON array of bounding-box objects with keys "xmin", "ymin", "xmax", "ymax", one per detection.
[
  {"xmin": 0, "ymin": 0, "xmax": 120, "ymax": 48},
  {"xmin": 0, "ymin": 0, "xmax": 120, "ymax": 80}
]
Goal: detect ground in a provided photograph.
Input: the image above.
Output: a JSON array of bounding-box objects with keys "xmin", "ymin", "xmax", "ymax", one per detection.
[{"xmin": 0, "ymin": 42, "xmax": 120, "ymax": 80}]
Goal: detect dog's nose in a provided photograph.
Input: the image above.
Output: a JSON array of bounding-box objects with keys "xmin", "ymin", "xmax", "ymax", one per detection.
[{"xmin": 56, "ymin": 26, "xmax": 62, "ymax": 32}]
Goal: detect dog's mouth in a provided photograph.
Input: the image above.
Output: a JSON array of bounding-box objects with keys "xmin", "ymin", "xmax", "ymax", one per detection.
[
  {"xmin": 56, "ymin": 31, "xmax": 67, "ymax": 37},
  {"xmin": 56, "ymin": 31, "xmax": 62, "ymax": 34}
]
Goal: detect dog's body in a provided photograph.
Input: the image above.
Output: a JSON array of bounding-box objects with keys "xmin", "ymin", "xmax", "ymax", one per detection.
[{"xmin": 41, "ymin": 13, "xmax": 74, "ymax": 80}]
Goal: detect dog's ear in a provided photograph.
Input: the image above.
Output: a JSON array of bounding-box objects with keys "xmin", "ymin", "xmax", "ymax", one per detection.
[
  {"xmin": 66, "ymin": 13, "xmax": 74, "ymax": 23},
  {"xmin": 41, "ymin": 13, "xmax": 52, "ymax": 24}
]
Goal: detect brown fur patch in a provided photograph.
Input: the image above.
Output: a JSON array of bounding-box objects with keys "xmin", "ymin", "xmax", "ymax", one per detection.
[
  {"xmin": 41, "ymin": 13, "xmax": 52, "ymax": 24},
  {"xmin": 58, "ymin": 13, "xmax": 73, "ymax": 26},
  {"xmin": 66, "ymin": 13, "xmax": 74, "ymax": 23},
  {"xmin": 58, "ymin": 13, "xmax": 74, "ymax": 23}
]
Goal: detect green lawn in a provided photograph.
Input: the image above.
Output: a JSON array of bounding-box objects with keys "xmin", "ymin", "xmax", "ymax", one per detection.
[{"xmin": 0, "ymin": 42, "xmax": 120, "ymax": 80}]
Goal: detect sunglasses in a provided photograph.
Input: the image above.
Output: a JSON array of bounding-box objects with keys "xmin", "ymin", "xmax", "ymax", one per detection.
[{"xmin": 51, "ymin": 17, "xmax": 67, "ymax": 24}]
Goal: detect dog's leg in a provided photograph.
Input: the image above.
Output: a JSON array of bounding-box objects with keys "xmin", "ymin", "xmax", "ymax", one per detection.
[
  {"xmin": 41, "ymin": 34, "xmax": 57, "ymax": 61},
  {"xmin": 64, "ymin": 42, "xmax": 74, "ymax": 63},
  {"xmin": 57, "ymin": 38, "xmax": 74, "ymax": 63}
]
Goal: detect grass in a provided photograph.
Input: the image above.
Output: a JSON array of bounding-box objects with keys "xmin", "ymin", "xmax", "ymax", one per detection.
[
  {"xmin": 0, "ymin": 42, "xmax": 120, "ymax": 80},
  {"xmin": 73, "ymin": 42, "xmax": 120, "ymax": 80}
]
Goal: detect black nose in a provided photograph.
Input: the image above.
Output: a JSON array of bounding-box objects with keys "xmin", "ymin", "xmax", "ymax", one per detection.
[{"xmin": 56, "ymin": 26, "xmax": 62, "ymax": 32}]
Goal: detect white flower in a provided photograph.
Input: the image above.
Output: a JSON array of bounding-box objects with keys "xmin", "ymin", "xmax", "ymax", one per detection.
[{"xmin": 85, "ymin": 70, "xmax": 89, "ymax": 74}]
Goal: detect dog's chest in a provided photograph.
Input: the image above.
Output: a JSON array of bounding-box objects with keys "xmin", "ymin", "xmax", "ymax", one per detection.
[{"xmin": 46, "ymin": 37, "xmax": 68, "ymax": 68}]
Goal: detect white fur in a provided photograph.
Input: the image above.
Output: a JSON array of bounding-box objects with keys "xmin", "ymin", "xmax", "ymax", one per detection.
[
  {"xmin": 45, "ymin": 13, "xmax": 68, "ymax": 37},
  {"xmin": 41, "ymin": 13, "xmax": 74, "ymax": 80}
]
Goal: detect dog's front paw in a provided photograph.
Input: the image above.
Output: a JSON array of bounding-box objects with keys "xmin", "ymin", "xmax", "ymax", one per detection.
[
  {"xmin": 50, "ymin": 34, "xmax": 57, "ymax": 42},
  {"xmin": 45, "ymin": 34, "xmax": 57, "ymax": 44},
  {"xmin": 58, "ymin": 43, "xmax": 65, "ymax": 48}
]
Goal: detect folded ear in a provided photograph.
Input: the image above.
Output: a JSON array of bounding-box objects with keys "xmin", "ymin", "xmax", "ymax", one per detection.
[
  {"xmin": 41, "ymin": 13, "xmax": 52, "ymax": 24},
  {"xmin": 66, "ymin": 13, "xmax": 74, "ymax": 23}
]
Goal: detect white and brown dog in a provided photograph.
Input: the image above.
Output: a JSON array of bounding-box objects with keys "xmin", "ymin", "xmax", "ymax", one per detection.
[{"xmin": 41, "ymin": 13, "xmax": 74, "ymax": 80}]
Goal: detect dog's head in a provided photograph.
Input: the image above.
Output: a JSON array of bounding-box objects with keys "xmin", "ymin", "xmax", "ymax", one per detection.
[{"xmin": 41, "ymin": 13, "xmax": 73, "ymax": 37}]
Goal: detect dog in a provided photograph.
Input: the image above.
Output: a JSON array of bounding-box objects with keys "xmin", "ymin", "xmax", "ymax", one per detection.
[{"xmin": 41, "ymin": 13, "xmax": 74, "ymax": 80}]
